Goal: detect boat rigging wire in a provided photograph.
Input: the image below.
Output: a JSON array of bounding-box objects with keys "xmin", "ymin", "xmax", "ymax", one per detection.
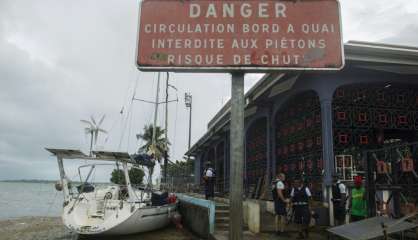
[
  {"xmin": 118, "ymin": 99, "xmax": 133, "ymax": 151},
  {"xmin": 105, "ymin": 69, "xmax": 138, "ymax": 148},
  {"xmin": 126, "ymin": 99, "xmax": 135, "ymax": 152},
  {"xmin": 118, "ymin": 73, "xmax": 139, "ymax": 151},
  {"xmin": 126, "ymin": 72, "xmax": 141, "ymax": 152},
  {"xmin": 172, "ymin": 77, "xmax": 179, "ymax": 159}
]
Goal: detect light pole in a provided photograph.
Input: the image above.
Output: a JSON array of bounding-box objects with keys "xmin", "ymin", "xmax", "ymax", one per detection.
[{"xmin": 185, "ymin": 93, "xmax": 192, "ymax": 153}]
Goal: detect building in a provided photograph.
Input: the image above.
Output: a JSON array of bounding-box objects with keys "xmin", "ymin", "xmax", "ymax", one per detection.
[{"xmin": 186, "ymin": 41, "xmax": 418, "ymax": 214}]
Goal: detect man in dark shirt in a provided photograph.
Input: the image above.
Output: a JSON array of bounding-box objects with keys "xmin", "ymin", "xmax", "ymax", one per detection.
[
  {"xmin": 202, "ymin": 162, "xmax": 215, "ymax": 200},
  {"xmin": 272, "ymin": 173, "xmax": 290, "ymax": 235},
  {"xmin": 291, "ymin": 176, "xmax": 312, "ymax": 239},
  {"xmin": 332, "ymin": 174, "xmax": 347, "ymax": 225}
]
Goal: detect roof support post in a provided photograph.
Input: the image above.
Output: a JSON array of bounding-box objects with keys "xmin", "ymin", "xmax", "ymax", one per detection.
[
  {"xmin": 229, "ymin": 72, "xmax": 244, "ymax": 240},
  {"xmin": 320, "ymin": 99, "xmax": 335, "ymax": 226},
  {"xmin": 271, "ymin": 111, "xmax": 277, "ymax": 181},
  {"xmin": 223, "ymin": 133, "xmax": 228, "ymax": 193},
  {"xmin": 194, "ymin": 153, "xmax": 202, "ymax": 185},
  {"xmin": 266, "ymin": 108, "xmax": 272, "ymax": 184}
]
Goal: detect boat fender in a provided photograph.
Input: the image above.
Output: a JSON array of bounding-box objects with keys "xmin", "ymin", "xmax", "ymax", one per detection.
[
  {"xmin": 168, "ymin": 194, "xmax": 177, "ymax": 204},
  {"xmin": 104, "ymin": 192, "xmax": 113, "ymax": 200},
  {"xmin": 171, "ymin": 212, "xmax": 183, "ymax": 229},
  {"xmin": 55, "ymin": 181, "xmax": 63, "ymax": 191}
]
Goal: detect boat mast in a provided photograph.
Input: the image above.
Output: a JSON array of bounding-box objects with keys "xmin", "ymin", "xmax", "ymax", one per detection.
[
  {"xmin": 164, "ymin": 73, "xmax": 169, "ymax": 184},
  {"xmin": 150, "ymin": 72, "xmax": 161, "ymax": 188}
]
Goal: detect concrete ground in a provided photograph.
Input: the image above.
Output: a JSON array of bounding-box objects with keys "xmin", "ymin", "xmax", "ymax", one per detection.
[
  {"xmin": 212, "ymin": 228, "xmax": 329, "ymax": 240},
  {"xmin": 0, "ymin": 217, "xmax": 201, "ymax": 240}
]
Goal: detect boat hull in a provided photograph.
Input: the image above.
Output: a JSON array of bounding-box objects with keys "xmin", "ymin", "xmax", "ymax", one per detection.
[
  {"xmin": 103, "ymin": 204, "xmax": 177, "ymax": 235},
  {"xmin": 63, "ymin": 199, "xmax": 177, "ymax": 236}
]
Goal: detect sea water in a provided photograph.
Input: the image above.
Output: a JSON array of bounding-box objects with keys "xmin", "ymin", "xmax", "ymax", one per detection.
[{"xmin": 0, "ymin": 182, "xmax": 62, "ymax": 220}]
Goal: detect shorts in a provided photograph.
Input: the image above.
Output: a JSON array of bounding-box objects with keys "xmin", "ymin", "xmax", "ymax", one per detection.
[
  {"xmin": 274, "ymin": 201, "xmax": 287, "ymax": 216},
  {"xmin": 333, "ymin": 202, "xmax": 346, "ymax": 221},
  {"xmin": 294, "ymin": 205, "xmax": 310, "ymax": 225}
]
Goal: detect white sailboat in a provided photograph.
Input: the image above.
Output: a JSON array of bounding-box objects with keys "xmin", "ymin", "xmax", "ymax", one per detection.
[
  {"xmin": 46, "ymin": 72, "xmax": 179, "ymax": 235},
  {"xmin": 46, "ymin": 149, "xmax": 177, "ymax": 235}
]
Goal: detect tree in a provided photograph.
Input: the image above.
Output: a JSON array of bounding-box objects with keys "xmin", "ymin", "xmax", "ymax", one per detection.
[
  {"xmin": 110, "ymin": 168, "xmax": 145, "ymax": 185},
  {"xmin": 164, "ymin": 157, "xmax": 194, "ymax": 178},
  {"xmin": 110, "ymin": 169, "xmax": 125, "ymax": 185},
  {"xmin": 129, "ymin": 168, "xmax": 145, "ymax": 185},
  {"xmin": 136, "ymin": 124, "xmax": 169, "ymax": 162}
]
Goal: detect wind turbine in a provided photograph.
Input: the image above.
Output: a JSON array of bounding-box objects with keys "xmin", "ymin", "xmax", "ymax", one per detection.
[{"xmin": 81, "ymin": 115, "xmax": 107, "ymax": 156}]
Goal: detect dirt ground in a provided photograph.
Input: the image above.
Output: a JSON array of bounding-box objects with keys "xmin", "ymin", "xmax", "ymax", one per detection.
[{"xmin": 0, "ymin": 217, "xmax": 201, "ymax": 240}]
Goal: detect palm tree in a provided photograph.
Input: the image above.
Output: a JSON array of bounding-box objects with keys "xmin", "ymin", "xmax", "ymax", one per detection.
[
  {"xmin": 136, "ymin": 124, "xmax": 169, "ymax": 162},
  {"xmin": 136, "ymin": 124, "xmax": 169, "ymax": 187}
]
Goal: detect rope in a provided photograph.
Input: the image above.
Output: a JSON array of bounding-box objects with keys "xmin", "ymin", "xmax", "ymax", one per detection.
[
  {"xmin": 127, "ymin": 73, "xmax": 141, "ymax": 152},
  {"xmin": 118, "ymin": 90, "xmax": 134, "ymax": 151},
  {"xmin": 126, "ymin": 100, "xmax": 135, "ymax": 152},
  {"xmin": 109, "ymin": 73, "xmax": 134, "ymax": 148},
  {"xmin": 104, "ymin": 76, "xmax": 134, "ymax": 147},
  {"xmin": 133, "ymin": 72, "xmax": 158, "ymax": 153},
  {"xmin": 104, "ymin": 110, "xmax": 122, "ymax": 146}
]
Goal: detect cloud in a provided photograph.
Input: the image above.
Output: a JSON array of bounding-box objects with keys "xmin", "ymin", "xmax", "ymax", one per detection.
[{"xmin": 340, "ymin": 0, "xmax": 418, "ymax": 46}]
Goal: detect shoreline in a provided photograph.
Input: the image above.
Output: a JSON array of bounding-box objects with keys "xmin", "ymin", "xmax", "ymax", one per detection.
[
  {"xmin": 0, "ymin": 217, "xmax": 75, "ymax": 240},
  {"xmin": 0, "ymin": 216, "xmax": 199, "ymax": 240}
]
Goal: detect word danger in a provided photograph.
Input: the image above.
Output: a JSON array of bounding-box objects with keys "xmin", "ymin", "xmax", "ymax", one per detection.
[{"xmin": 189, "ymin": 2, "xmax": 287, "ymax": 18}]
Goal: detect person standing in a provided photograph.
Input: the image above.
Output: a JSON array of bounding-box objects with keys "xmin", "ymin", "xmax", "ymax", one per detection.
[
  {"xmin": 291, "ymin": 176, "xmax": 312, "ymax": 239},
  {"xmin": 202, "ymin": 162, "xmax": 215, "ymax": 200},
  {"xmin": 349, "ymin": 176, "xmax": 367, "ymax": 222},
  {"xmin": 332, "ymin": 174, "xmax": 347, "ymax": 225},
  {"xmin": 272, "ymin": 173, "xmax": 290, "ymax": 236}
]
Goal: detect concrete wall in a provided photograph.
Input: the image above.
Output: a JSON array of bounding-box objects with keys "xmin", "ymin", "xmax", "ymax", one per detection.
[
  {"xmin": 243, "ymin": 199, "xmax": 277, "ymax": 233},
  {"xmin": 177, "ymin": 194, "xmax": 215, "ymax": 239},
  {"xmin": 244, "ymin": 199, "xmax": 331, "ymax": 234},
  {"xmin": 246, "ymin": 200, "xmax": 261, "ymax": 233}
]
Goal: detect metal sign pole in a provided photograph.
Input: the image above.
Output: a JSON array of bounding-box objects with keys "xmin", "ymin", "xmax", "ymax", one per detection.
[{"xmin": 229, "ymin": 72, "xmax": 244, "ymax": 240}]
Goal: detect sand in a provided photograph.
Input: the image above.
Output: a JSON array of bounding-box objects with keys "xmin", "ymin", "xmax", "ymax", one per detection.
[{"xmin": 0, "ymin": 217, "xmax": 200, "ymax": 240}]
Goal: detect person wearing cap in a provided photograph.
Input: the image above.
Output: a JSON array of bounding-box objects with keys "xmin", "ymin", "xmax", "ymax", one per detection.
[
  {"xmin": 202, "ymin": 162, "xmax": 215, "ymax": 200},
  {"xmin": 332, "ymin": 174, "xmax": 347, "ymax": 225},
  {"xmin": 272, "ymin": 173, "xmax": 290, "ymax": 236},
  {"xmin": 349, "ymin": 176, "xmax": 367, "ymax": 222},
  {"xmin": 291, "ymin": 176, "xmax": 312, "ymax": 239}
]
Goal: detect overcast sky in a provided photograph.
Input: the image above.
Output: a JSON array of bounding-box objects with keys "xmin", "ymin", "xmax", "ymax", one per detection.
[{"xmin": 0, "ymin": 0, "xmax": 417, "ymax": 181}]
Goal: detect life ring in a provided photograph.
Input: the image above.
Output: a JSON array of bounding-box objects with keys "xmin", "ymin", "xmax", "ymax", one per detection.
[{"xmin": 104, "ymin": 192, "xmax": 113, "ymax": 200}]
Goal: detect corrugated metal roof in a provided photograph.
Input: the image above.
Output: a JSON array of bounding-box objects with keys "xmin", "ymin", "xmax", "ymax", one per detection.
[{"xmin": 327, "ymin": 216, "xmax": 417, "ymax": 240}]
